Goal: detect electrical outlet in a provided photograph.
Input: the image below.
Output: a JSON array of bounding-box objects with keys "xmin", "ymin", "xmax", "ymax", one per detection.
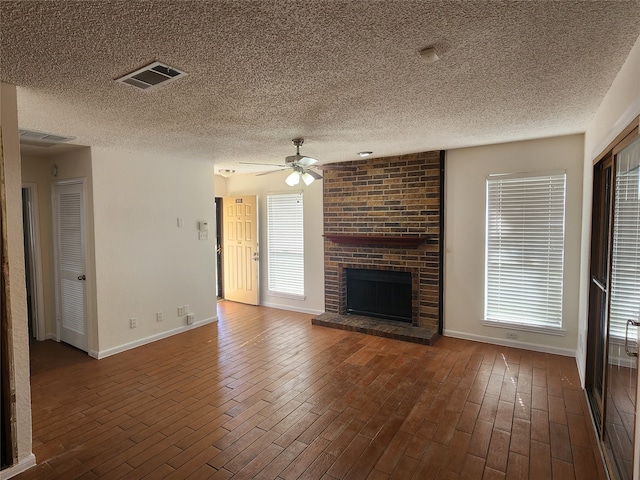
[
  {"xmin": 183, "ymin": 304, "xmax": 189, "ymax": 314},
  {"xmin": 156, "ymin": 312, "xmax": 163, "ymax": 322},
  {"xmin": 199, "ymin": 231, "xmax": 208, "ymax": 240},
  {"xmin": 129, "ymin": 318, "xmax": 137, "ymax": 328},
  {"xmin": 506, "ymin": 332, "xmax": 517, "ymax": 339},
  {"xmin": 187, "ymin": 313, "xmax": 195, "ymax": 325},
  {"xmin": 177, "ymin": 306, "xmax": 185, "ymax": 316}
]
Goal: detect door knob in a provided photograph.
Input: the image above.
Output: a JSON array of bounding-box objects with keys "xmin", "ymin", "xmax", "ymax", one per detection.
[{"xmin": 77, "ymin": 274, "xmax": 86, "ymax": 281}]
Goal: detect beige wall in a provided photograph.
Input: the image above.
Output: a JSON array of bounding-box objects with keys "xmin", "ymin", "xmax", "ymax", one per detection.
[
  {"xmin": 91, "ymin": 149, "xmax": 218, "ymax": 356},
  {"xmin": 444, "ymin": 134, "xmax": 584, "ymax": 355},
  {"xmin": 1, "ymin": 83, "xmax": 35, "ymax": 473},
  {"xmin": 214, "ymin": 174, "xmax": 228, "ymax": 197},
  {"xmin": 226, "ymin": 169, "xmax": 325, "ymax": 314}
]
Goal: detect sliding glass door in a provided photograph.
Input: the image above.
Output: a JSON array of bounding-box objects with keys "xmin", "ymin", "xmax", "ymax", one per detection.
[{"xmin": 587, "ymin": 131, "xmax": 640, "ymax": 480}]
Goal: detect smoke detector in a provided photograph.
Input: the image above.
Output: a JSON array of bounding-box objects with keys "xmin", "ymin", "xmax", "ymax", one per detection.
[{"xmin": 116, "ymin": 61, "xmax": 188, "ymax": 91}]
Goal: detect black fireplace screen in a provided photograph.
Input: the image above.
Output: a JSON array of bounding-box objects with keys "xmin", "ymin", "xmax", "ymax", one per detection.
[{"xmin": 345, "ymin": 268, "xmax": 412, "ymax": 322}]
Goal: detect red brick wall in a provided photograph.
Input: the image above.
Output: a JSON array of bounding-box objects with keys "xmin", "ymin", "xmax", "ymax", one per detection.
[{"xmin": 323, "ymin": 151, "xmax": 443, "ymax": 329}]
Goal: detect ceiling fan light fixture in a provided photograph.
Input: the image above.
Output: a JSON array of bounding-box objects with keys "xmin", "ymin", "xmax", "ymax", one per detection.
[
  {"xmin": 301, "ymin": 172, "xmax": 315, "ymax": 186},
  {"xmin": 285, "ymin": 171, "xmax": 301, "ymax": 186}
]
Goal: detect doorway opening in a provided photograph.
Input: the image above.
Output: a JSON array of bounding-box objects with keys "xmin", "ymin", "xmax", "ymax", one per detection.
[{"xmin": 21, "ymin": 184, "xmax": 45, "ymax": 341}]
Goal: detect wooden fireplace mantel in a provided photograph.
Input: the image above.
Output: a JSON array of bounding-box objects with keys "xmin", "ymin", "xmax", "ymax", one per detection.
[{"xmin": 323, "ymin": 234, "xmax": 431, "ymax": 247}]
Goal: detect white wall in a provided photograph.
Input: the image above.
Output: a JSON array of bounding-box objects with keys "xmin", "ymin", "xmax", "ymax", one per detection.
[
  {"xmin": 225, "ymin": 170, "xmax": 325, "ymax": 315},
  {"xmin": 90, "ymin": 149, "xmax": 218, "ymax": 357},
  {"xmin": 1, "ymin": 82, "xmax": 35, "ymax": 474},
  {"xmin": 214, "ymin": 174, "xmax": 228, "ymax": 197},
  {"xmin": 577, "ymin": 34, "xmax": 640, "ymax": 378},
  {"xmin": 444, "ymin": 134, "xmax": 584, "ymax": 355}
]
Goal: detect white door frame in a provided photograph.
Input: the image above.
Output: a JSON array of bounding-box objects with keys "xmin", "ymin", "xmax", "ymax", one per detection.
[
  {"xmin": 52, "ymin": 178, "xmax": 89, "ymax": 350},
  {"xmin": 21, "ymin": 182, "xmax": 46, "ymax": 341}
]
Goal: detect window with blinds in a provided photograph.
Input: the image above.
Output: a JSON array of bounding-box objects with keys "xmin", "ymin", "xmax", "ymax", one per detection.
[
  {"xmin": 610, "ymin": 136, "xmax": 640, "ymax": 339},
  {"xmin": 484, "ymin": 171, "xmax": 566, "ymax": 332},
  {"xmin": 267, "ymin": 192, "xmax": 305, "ymax": 297}
]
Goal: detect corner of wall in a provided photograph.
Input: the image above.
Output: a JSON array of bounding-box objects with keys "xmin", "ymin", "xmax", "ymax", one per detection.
[{"xmin": 1, "ymin": 81, "xmax": 34, "ymax": 472}]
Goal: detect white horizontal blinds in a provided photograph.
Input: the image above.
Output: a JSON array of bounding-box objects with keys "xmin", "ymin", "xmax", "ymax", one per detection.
[
  {"xmin": 267, "ymin": 192, "xmax": 304, "ymax": 296},
  {"xmin": 610, "ymin": 136, "xmax": 640, "ymax": 339},
  {"xmin": 59, "ymin": 191, "xmax": 83, "ymax": 272},
  {"xmin": 485, "ymin": 172, "xmax": 566, "ymax": 328}
]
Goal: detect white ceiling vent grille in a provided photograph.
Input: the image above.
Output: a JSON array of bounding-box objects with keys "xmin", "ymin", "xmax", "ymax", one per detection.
[
  {"xmin": 19, "ymin": 129, "xmax": 75, "ymax": 147},
  {"xmin": 116, "ymin": 61, "xmax": 187, "ymax": 91}
]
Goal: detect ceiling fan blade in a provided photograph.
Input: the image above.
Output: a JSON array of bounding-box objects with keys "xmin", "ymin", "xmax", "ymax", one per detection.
[
  {"xmin": 256, "ymin": 168, "xmax": 289, "ymax": 176},
  {"xmin": 316, "ymin": 164, "xmax": 358, "ymax": 171},
  {"xmin": 297, "ymin": 156, "xmax": 318, "ymax": 167},
  {"xmin": 306, "ymin": 169, "xmax": 323, "ymax": 180},
  {"xmin": 240, "ymin": 161, "xmax": 287, "ymax": 167}
]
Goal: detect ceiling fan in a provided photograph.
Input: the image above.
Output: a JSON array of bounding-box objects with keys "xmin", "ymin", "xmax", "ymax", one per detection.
[{"xmin": 240, "ymin": 138, "xmax": 356, "ymax": 186}]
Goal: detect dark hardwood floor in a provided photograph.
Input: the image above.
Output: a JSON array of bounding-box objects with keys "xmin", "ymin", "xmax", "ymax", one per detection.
[{"xmin": 16, "ymin": 301, "xmax": 606, "ymax": 479}]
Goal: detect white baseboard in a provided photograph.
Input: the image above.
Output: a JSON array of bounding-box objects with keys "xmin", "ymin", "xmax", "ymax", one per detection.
[
  {"xmin": 575, "ymin": 355, "xmax": 586, "ymax": 388},
  {"xmin": 260, "ymin": 302, "xmax": 324, "ymax": 316},
  {"xmin": 444, "ymin": 329, "xmax": 576, "ymax": 357},
  {"xmin": 0, "ymin": 453, "xmax": 36, "ymax": 480},
  {"xmin": 96, "ymin": 316, "xmax": 218, "ymax": 359}
]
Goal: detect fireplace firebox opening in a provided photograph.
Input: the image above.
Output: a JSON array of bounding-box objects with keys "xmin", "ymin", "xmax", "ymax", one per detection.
[{"xmin": 345, "ymin": 268, "xmax": 412, "ymax": 323}]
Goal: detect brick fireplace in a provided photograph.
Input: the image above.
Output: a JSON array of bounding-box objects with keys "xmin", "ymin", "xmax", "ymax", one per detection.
[{"xmin": 320, "ymin": 150, "xmax": 444, "ymax": 333}]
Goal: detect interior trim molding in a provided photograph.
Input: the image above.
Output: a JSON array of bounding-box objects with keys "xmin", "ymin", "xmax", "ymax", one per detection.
[
  {"xmin": 444, "ymin": 329, "xmax": 576, "ymax": 357},
  {"xmin": 323, "ymin": 234, "xmax": 429, "ymax": 247},
  {"xmin": 0, "ymin": 453, "xmax": 36, "ymax": 480},
  {"xmin": 259, "ymin": 301, "xmax": 324, "ymax": 316},
  {"xmin": 95, "ymin": 316, "xmax": 218, "ymax": 359},
  {"xmin": 591, "ymin": 97, "xmax": 640, "ymax": 163}
]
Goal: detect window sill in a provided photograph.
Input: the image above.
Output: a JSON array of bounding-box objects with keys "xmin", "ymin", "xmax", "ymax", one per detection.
[
  {"xmin": 482, "ymin": 319, "xmax": 566, "ymax": 336},
  {"xmin": 268, "ymin": 291, "xmax": 306, "ymax": 301}
]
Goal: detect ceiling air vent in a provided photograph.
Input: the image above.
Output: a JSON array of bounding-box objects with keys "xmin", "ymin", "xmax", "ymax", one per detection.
[
  {"xmin": 116, "ymin": 61, "xmax": 187, "ymax": 91},
  {"xmin": 19, "ymin": 129, "xmax": 75, "ymax": 147}
]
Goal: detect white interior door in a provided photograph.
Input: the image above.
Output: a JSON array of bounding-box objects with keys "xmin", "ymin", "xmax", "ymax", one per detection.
[
  {"xmin": 222, "ymin": 195, "xmax": 259, "ymax": 305},
  {"xmin": 53, "ymin": 181, "xmax": 88, "ymax": 352}
]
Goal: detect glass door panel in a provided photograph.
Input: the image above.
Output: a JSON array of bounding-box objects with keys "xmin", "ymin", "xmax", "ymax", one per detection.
[
  {"xmin": 605, "ymin": 135, "xmax": 640, "ymax": 480},
  {"xmin": 587, "ymin": 157, "xmax": 612, "ymax": 430}
]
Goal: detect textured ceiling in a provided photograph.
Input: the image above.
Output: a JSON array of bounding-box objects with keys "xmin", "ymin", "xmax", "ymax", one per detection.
[{"xmin": 1, "ymin": 1, "xmax": 639, "ymax": 173}]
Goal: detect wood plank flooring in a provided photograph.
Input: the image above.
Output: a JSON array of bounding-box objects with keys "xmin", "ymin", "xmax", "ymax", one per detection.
[{"xmin": 16, "ymin": 301, "xmax": 607, "ymax": 479}]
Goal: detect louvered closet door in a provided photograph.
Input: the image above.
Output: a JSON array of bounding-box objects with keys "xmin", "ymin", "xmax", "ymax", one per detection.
[{"xmin": 54, "ymin": 182, "xmax": 88, "ymax": 352}]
